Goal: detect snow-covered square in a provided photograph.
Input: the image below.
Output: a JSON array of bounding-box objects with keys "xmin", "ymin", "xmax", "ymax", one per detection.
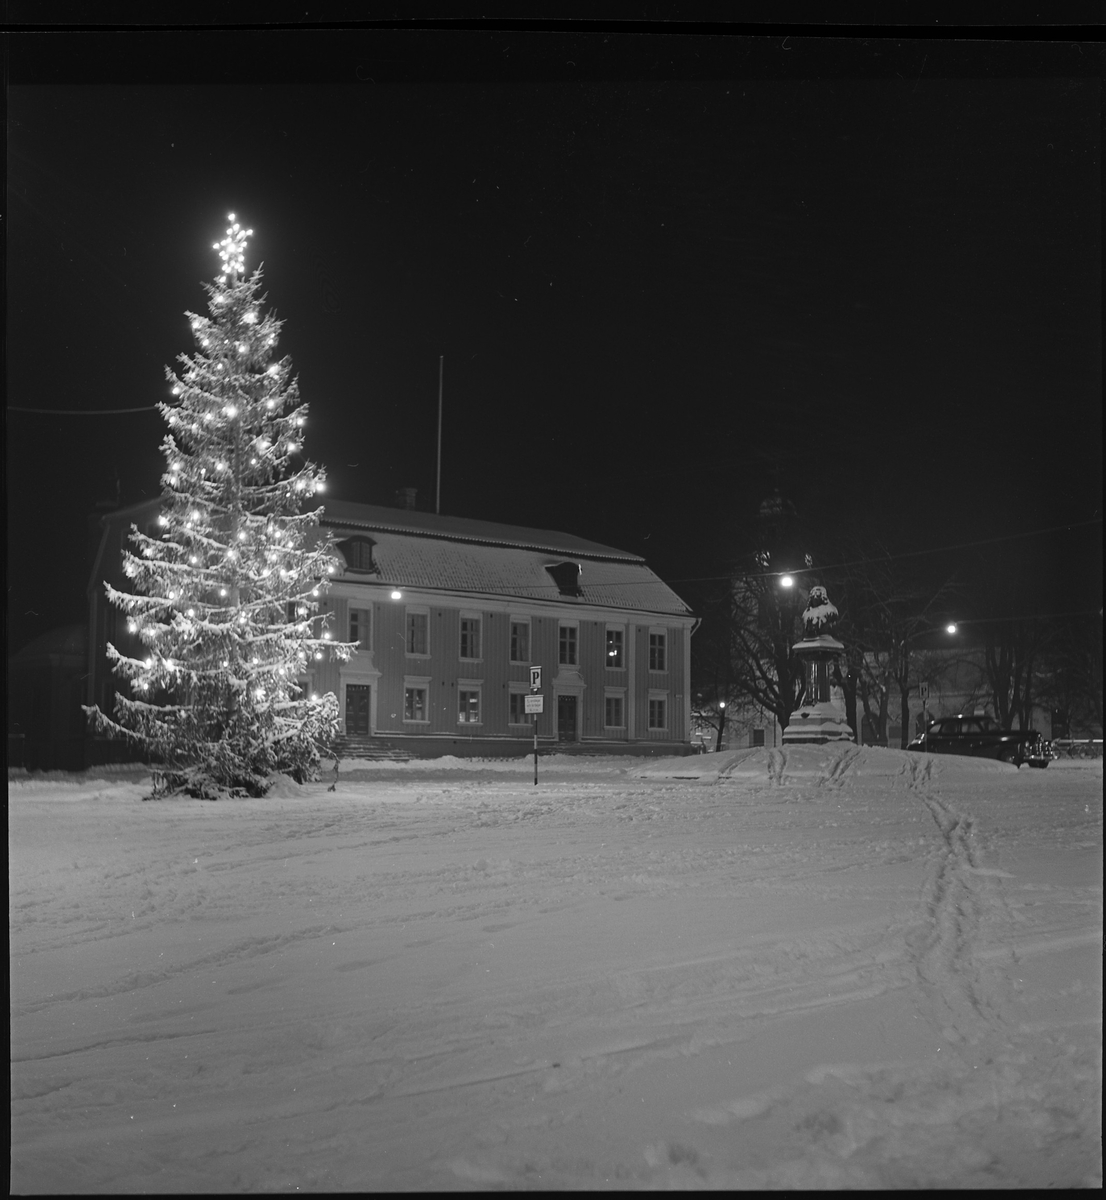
[{"xmin": 9, "ymin": 745, "xmax": 1102, "ymax": 1190}]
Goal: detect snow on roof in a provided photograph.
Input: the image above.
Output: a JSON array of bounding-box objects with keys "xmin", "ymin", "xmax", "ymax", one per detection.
[
  {"xmin": 321, "ymin": 501, "xmax": 690, "ymax": 616},
  {"xmin": 90, "ymin": 498, "xmax": 691, "ymax": 617},
  {"xmin": 319, "ymin": 500, "xmax": 642, "ymax": 561}
]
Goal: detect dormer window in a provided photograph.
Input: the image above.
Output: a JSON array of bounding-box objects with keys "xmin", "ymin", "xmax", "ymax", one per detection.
[
  {"xmin": 337, "ymin": 536, "xmax": 377, "ymax": 574},
  {"xmin": 546, "ymin": 561, "xmax": 582, "ymax": 597}
]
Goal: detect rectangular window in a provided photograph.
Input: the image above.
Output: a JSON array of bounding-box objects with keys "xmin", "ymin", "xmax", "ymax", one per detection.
[
  {"xmin": 604, "ymin": 694, "xmax": 625, "ymax": 728},
  {"xmin": 606, "ymin": 627, "xmax": 624, "ymax": 669},
  {"xmin": 509, "ymin": 691, "xmax": 531, "ymax": 724},
  {"xmin": 404, "ymin": 686, "xmax": 428, "ymax": 722},
  {"xmin": 458, "ymin": 688, "xmax": 481, "ymax": 724},
  {"xmin": 509, "ymin": 619, "xmax": 530, "ymax": 663},
  {"xmin": 752, "ymin": 728, "xmax": 766, "ymax": 747},
  {"xmin": 559, "ymin": 624, "xmax": 578, "ymax": 666},
  {"xmin": 459, "ymin": 616, "xmax": 481, "ymax": 660},
  {"xmin": 649, "ymin": 631, "xmax": 667, "ymax": 672},
  {"xmin": 406, "ymin": 610, "xmax": 428, "ymax": 656},
  {"xmin": 349, "ymin": 607, "xmax": 371, "ymax": 649},
  {"xmin": 648, "ymin": 696, "xmax": 667, "ymax": 730}
]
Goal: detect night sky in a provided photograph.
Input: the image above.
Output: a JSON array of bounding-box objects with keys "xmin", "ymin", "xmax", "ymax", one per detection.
[{"xmin": 7, "ymin": 31, "xmax": 1102, "ymax": 658}]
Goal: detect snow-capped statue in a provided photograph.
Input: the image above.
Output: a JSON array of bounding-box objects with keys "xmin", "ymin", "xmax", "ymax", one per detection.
[{"xmin": 801, "ymin": 585, "xmax": 839, "ymax": 639}]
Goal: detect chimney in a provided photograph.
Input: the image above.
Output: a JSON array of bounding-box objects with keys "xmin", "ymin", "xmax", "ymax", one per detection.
[{"xmin": 395, "ymin": 487, "xmax": 418, "ymax": 510}]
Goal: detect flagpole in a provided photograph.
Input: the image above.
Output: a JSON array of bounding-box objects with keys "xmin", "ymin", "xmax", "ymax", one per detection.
[{"xmin": 436, "ymin": 355, "xmax": 444, "ymax": 515}]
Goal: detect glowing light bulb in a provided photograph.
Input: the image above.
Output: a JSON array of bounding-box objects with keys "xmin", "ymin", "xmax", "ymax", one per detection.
[
  {"xmin": 158, "ymin": 514, "xmax": 168, "ymax": 526},
  {"xmin": 316, "ymin": 481, "xmax": 325, "ymax": 492},
  {"xmin": 390, "ymin": 590, "xmax": 402, "ymax": 600},
  {"xmin": 242, "ymin": 311, "xmax": 258, "ymax": 324},
  {"xmin": 219, "ymin": 588, "xmax": 227, "ymax": 597},
  {"xmin": 225, "ymin": 405, "xmax": 237, "ymax": 417}
]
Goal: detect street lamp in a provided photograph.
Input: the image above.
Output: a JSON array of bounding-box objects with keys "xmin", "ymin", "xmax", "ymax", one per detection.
[{"xmin": 780, "ymin": 574, "xmax": 794, "ymax": 588}]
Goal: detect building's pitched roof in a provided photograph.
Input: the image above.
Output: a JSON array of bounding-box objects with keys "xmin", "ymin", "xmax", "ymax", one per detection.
[
  {"xmin": 318, "ymin": 500, "xmax": 642, "ymax": 561},
  {"xmin": 322, "ymin": 501, "xmax": 691, "ymax": 617},
  {"xmin": 91, "ymin": 498, "xmax": 692, "ymax": 618},
  {"xmin": 12, "ymin": 623, "xmax": 87, "ymax": 662}
]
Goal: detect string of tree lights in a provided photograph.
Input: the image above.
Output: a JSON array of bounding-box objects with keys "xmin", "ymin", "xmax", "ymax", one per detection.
[{"xmin": 82, "ymin": 215, "xmax": 356, "ymax": 799}]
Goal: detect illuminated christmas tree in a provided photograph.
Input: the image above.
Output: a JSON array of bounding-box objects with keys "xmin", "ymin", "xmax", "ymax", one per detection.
[{"xmin": 84, "ymin": 215, "xmax": 353, "ymax": 797}]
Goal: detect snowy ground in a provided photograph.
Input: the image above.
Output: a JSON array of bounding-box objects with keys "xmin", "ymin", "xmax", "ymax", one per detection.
[{"xmin": 9, "ymin": 745, "xmax": 1102, "ymax": 1191}]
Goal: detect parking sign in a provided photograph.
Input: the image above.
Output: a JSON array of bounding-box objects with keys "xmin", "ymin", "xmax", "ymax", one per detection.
[{"xmin": 529, "ymin": 666, "xmax": 541, "ymax": 691}]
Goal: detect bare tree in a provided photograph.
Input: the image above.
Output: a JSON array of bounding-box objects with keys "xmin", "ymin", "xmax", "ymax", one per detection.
[
  {"xmin": 831, "ymin": 541, "xmax": 960, "ymax": 748},
  {"xmin": 981, "ymin": 617, "xmax": 1050, "ymax": 731},
  {"xmin": 1014, "ymin": 612, "xmax": 1102, "ymax": 738},
  {"xmin": 690, "ymin": 493, "xmax": 812, "ymax": 736}
]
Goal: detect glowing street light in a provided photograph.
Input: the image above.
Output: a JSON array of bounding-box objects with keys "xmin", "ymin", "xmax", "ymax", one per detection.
[
  {"xmin": 390, "ymin": 589, "xmax": 403, "ymax": 600},
  {"xmin": 946, "ymin": 623, "xmax": 958, "ymax": 635},
  {"xmin": 780, "ymin": 574, "xmax": 794, "ymax": 588}
]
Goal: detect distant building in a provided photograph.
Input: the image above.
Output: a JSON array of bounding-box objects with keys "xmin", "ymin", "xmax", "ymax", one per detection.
[
  {"xmin": 84, "ymin": 497, "xmax": 697, "ymax": 761},
  {"xmin": 8, "ymin": 624, "xmax": 88, "ymax": 771}
]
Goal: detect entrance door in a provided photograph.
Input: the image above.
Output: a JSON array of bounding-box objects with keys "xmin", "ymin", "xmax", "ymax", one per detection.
[
  {"xmin": 345, "ymin": 684, "xmax": 371, "ymax": 736},
  {"xmin": 557, "ymin": 694, "xmax": 578, "ymax": 742}
]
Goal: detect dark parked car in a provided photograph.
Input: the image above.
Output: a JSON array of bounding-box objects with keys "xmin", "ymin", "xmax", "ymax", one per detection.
[{"xmin": 908, "ymin": 714, "xmax": 1054, "ymax": 767}]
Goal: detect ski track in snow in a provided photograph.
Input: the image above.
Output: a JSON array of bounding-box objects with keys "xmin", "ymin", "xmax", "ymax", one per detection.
[{"xmin": 9, "ymin": 749, "xmax": 1102, "ymax": 1191}]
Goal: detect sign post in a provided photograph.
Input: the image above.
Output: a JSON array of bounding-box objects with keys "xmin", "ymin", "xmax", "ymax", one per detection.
[
  {"xmin": 919, "ymin": 681, "xmax": 930, "ymax": 753},
  {"xmin": 527, "ymin": 667, "xmax": 543, "ymax": 786}
]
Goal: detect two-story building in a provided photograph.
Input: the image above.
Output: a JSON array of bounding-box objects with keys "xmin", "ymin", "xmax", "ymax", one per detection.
[{"xmin": 85, "ymin": 497, "xmax": 697, "ymax": 759}]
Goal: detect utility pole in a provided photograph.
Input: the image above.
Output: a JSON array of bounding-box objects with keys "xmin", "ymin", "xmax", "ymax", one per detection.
[{"xmin": 436, "ymin": 355, "xmax": 443, "ymax": 515}]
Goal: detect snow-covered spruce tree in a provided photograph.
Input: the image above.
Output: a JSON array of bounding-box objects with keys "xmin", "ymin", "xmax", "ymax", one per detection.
[{"xmin": 84, "ymin": 215, "xmax": 354, "ymax": 798}]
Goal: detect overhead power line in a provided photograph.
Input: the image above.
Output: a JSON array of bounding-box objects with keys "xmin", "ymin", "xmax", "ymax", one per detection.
[
  {"xmin": 8, "ymin": 404, "xmax": 160, "ymax": 415},
  {"xmin": 665, "ymin": 518, "xmax": 1105, "ymax": 588}
]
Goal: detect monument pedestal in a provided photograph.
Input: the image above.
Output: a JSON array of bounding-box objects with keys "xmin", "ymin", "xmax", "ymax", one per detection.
[{"xmin": 782, "ymin": 585, "xmax": 853, "ymax": 745}]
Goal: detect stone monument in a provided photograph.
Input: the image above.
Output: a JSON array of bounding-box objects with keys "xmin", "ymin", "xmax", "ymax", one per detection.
[{"xmin": 782, "ymin": 585, "xmax": 853, "ymax": 744}]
